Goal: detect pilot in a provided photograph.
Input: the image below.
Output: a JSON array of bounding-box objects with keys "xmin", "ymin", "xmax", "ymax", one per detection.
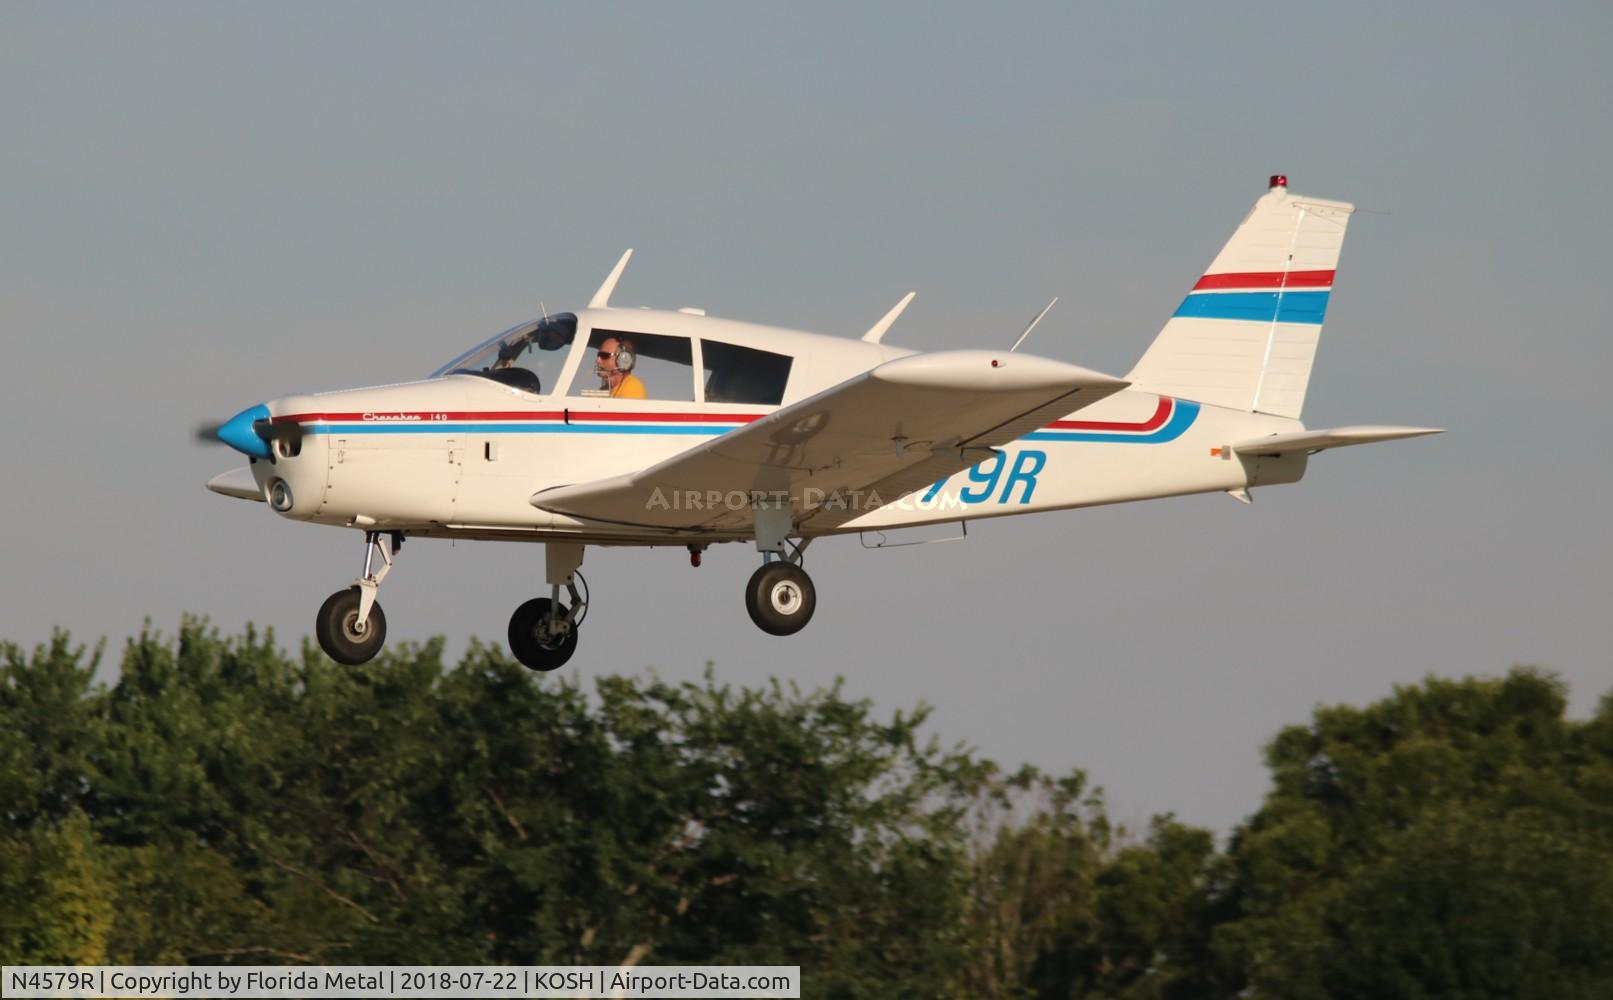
[{"xmin": 596, "ymin": 336, "xmax": 647, "ymax": 399}]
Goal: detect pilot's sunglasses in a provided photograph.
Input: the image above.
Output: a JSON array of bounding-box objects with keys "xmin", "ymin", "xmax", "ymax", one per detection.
[{"xmin": 597, "ymin": 350, "xmax": 614, "ymax": 358}]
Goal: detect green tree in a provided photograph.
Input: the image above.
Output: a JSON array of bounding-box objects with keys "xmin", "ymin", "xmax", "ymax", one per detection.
[
  {"xmin": 1082, "ymin": 816, "xmax": 1216, "ymax": 1000},
  {"xmin": 3, "ymin": 623, "xmax": 996, "ymax": 994},
  {"xmin": 0, "ymin": 811, "xmax": 115, "ymax": 963},
  {"xmin": 958, "ymin": 767, "xmax": 1106, "ymax": 999},
  {"xmin": 1211, "ymin": 668, "xmax": 1613, "ymax": 999},
  {"xmin": 9, "ymin": 623, "xmax": 1613, "ymax": 1000},
  {"xmin": 0, "ymin": 632, "xmax": 103, "ymax": 828}
]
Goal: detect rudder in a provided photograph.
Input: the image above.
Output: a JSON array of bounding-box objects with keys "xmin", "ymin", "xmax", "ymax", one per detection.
[{"xmin": 1126, "ymin": 176, "xmax": 1355, "ymax": 419}]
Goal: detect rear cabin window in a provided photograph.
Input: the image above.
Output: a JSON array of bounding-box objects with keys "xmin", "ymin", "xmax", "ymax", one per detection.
[
  {"xmin": 567, "ymin": 329, "xmax": 697, "ymax": 402},
  {"xmin": 702, "ymin": 340, "xmax": 793, "ymax": 406}
]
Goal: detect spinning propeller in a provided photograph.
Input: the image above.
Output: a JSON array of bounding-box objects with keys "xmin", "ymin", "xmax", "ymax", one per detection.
[{"xmin": 193, "ymin": 404, "xmax": 302, "ymax": 458}]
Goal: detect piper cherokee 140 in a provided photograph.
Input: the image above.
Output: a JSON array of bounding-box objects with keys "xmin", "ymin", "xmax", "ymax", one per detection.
[{"xmin": 201, "ymin": 177, "xmax": 1440, "ymax": 670}]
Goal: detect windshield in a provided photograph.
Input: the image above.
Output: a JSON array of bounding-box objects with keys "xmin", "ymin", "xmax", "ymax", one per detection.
[{"xmin": 430, "ymin": 313, "xmax": 579, "ymax": 394}]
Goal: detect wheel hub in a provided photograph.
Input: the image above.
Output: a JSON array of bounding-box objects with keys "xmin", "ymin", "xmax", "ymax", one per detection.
[
  {"xmin": 770, "ymin": 580, "xmax": 802, "ymax": 615},
  {"xmin": 743, "ymin": 561, "xmax": 816, "ymax": 637}
]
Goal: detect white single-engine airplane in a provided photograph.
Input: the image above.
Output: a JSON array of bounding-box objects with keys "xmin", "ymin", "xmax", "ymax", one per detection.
[{"xmin": 202, "ymin": 177, "xmax": 1439, "ymax": 670}]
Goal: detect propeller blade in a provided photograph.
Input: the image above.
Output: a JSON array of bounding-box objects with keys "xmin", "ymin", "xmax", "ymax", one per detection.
[{"xmin": 196, "ymin": 406, "xmax": 301, "ymax": 457}]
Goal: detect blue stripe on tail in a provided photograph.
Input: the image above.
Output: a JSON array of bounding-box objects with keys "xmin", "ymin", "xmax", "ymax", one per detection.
[{"xmin": 1173, "ymin": 291, "xmax": 1329, "ymax": 325}]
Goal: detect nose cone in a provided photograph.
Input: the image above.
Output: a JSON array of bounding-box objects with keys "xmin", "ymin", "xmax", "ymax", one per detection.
[{"xmin": 217, "ymin": 404, "xmax": 272, "ymax": 458}]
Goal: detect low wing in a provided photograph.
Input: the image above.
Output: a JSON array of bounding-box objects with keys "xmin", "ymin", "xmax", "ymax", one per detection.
[
  {"xmin": 532, "ymin": 350, "xmax": 1128, "ymax": 533},
  {"xmin": 1232, "ymin": 425, "xmax": 1443, "ymax": 457}
]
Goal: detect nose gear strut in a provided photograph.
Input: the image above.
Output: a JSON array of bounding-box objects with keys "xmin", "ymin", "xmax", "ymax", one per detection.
[{"xmin": 315, "ymin": 530, "xmax": 402, "ymax": 665}]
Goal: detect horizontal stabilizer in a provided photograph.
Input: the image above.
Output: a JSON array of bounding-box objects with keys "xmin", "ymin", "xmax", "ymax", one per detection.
[
  {"xmin": 207, "ymin": 467, "xmax": 264, "ymax": 501},
  {"xmin": 1232, "ymin": 425, "xmax": 1443, "ymax": 457}
]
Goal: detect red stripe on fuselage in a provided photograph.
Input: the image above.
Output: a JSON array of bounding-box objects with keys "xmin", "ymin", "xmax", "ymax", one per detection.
[
  {"xmin": 1192, "ymin": 269, "xmax": 1334, "ymax": 290},
  {"xmin": 566, "ymin": 410, "xmax": 766, "ymax": 423},
  {"xmin": 1045, "ymin": 396, "xmax": 1171, "ymax": 432},
  {"xmin": 276, "ymin": 401, "xmax": 1171, "ymax": 434},
  {"xmin": 274, "ymin": 410, "xmax": 767, "ymax": 424}
]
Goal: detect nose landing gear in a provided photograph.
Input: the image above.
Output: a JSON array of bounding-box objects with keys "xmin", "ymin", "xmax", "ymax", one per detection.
[
  {"xmin": 316, "ymin": 531, "xmax": 399, "ymax": 665},
  {"xmin": 316, "ymin": 588, "xmax": 388, "ymax": 664}
]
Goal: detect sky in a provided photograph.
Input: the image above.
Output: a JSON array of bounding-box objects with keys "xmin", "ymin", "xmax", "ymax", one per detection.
[{"xmin": 3, "ymin": 3, "xmax": 1610, "ymax": 835}]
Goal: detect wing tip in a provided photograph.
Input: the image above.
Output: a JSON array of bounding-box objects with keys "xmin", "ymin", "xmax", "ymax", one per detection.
[
  {"xmin": 207, "ymin": 467, "xmax": 265, "ymax": 501},
  {"xmin": 871, "ymin": 350, "xmax": 1127, "ymax": 392}
]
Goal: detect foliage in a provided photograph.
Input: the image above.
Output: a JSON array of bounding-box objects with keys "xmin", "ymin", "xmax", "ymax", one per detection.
[
  {"xmin": 1, "ymin": 621, "xmax": 987, "ymax": 993},
  {"xmin": 4, "ymin": 624, "xmax": 1611, "ymax": 998},
  {"xmin": 1210, "ymin": 668, "xmax": 1613, "ymax": 999}
]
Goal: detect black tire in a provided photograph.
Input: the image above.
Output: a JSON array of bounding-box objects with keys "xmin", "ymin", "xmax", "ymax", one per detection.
[
  {"xmin": 744, "ymin": 562, "xmax": 816, "ymax": 636},
  {"xmin": 315, "ymin": 586, "xmax": 387, "ymax": 665},
  {"xmin": 508, "ymin": 597, "xmax": 579, "ymax": 672}
]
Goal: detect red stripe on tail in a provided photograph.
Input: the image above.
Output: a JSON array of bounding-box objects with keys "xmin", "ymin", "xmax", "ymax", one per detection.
[{"xmin": 1192, "ymin": 269, "xmax": 1334, "ymax": 291}]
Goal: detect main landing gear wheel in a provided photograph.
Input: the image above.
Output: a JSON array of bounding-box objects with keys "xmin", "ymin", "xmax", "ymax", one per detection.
[
  {"xmin": 316, "ymin": 586, "xmax": 388, "ymax": 665},
  {"xmin": 508, "ymin": 597, "xmax": 579, "ymax": 672},
  {"xmin": 745, "ymin": 562, "xmax": 816, "ymax": 636}
]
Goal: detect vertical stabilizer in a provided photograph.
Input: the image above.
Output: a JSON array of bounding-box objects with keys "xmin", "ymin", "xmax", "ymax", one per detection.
[{"xmin": 1126, "ymin": 177, "xmax": 1354, "ymax": 418}]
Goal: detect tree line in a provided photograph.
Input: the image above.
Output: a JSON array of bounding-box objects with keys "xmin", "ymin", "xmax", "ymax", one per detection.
[{"xmin": 3, "ymin": 621, "xmax": 1611, "ymax": 997}]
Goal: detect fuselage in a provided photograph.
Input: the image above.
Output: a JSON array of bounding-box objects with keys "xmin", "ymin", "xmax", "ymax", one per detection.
[{"xmin": 245, "ymin": 306, "xmax": 1307, "ymax": 545}]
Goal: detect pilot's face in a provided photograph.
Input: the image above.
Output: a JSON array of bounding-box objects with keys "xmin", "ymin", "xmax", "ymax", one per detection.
[{"xmin": 598, "ymin": 339, "xmax": 622, "ymax": 373}]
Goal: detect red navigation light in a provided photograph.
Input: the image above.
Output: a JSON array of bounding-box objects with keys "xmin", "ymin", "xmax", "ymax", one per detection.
[{"xmin": 1270, "ymin": 174, "xmax": 1288, "ymax": 189}]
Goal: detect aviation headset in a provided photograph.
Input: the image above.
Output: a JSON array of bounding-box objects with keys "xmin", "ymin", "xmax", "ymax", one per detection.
[{"xmin": 596, "ymin": 338, "xmax": 636, "ymax": 374}]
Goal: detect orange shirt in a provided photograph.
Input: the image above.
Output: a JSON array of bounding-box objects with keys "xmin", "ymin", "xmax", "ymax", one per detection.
[{"xmin": 610, "ymin": 374, "xmax": 647, "ymax": 399}]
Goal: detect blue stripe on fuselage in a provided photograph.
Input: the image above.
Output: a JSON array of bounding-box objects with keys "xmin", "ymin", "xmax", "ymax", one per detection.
[
  {"xmin": 301, "ymin": 405, "xmax": 1200, "ymax": 445},
  {"xmin": 303, "ymin": 423, "xmax": 738, "ymax": 435}
]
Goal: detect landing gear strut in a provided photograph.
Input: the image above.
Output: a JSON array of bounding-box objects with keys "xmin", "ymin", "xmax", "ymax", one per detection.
[
  {"xmin": 508, "ymin": 543, "xmax": 588, "ymax": 672},
  {"xmin": 316, "ymin": 531, "xmax": 399, "ymax": 665},
  {"xmin": 744, "ymin": 500, "xmax": 816, "ymax": 635}
]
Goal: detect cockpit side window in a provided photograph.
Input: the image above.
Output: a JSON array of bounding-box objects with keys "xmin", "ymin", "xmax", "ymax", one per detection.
[
  {"xmin": 566, "ymin": 329, "xmax": 697, "ymax": 401},
  {"xmin": 701, "ymin": 339, "xmax": 793, "ymax": 405},
  {"xmin": 431, "ymin": 313, "xmax": 578, "ymax": 395}
]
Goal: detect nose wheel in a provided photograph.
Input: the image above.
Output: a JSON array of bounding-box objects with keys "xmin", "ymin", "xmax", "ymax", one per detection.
[
  {"xmin": 316, "ymin": 531, "xmax": 399, "ymax": 666},
  {"xmin": 315, "ymin": 587, "xmax": 389, "ymax": 665},
  {"xmin": 745, "ymin": 562, "xmax": 816, "ymax": 635}
]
